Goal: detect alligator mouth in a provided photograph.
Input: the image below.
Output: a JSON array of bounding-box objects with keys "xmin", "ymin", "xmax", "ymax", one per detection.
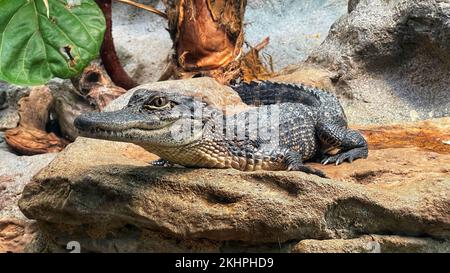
[
  {"xmin": 74, "ymin": 110, "xmax": 179, "ymax": 142},
  {"xmin": 73, "ymin": 108, "xmax": 206, "ymax": 146},
  {"xmin": 77, "ymin": 122, "xmax": 182, "ymax": 145},
  {"xmin": 80, "ymin": 127, "xmax": 139, "ymax": 140}
]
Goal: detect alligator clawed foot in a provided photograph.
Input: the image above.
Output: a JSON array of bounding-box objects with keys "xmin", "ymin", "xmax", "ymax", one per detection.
[
  {"xmin": 321, "ymin": 148, "xmax": 368, "ymax": 166},
  {"xmin": 151, "ymin": 159, "xmax": 174, "ymax": 167},
  {"xmin": 288, "ymin": 164, "xmax": 328, "ymax": 178}
]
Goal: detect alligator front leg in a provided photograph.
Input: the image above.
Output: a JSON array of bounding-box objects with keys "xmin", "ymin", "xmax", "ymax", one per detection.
[
  {"xmin": 317, "ymin": 125, "xmax": 368, "ymax": 165},
  {"xmin": 285, "ymin": 151, "xmax": 327, "ymax": 178}
]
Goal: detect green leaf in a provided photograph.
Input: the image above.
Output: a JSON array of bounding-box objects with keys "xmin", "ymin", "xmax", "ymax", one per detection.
[{"xmin": 0, "ymin": 0, "xmax": 105, "ymax": 85}]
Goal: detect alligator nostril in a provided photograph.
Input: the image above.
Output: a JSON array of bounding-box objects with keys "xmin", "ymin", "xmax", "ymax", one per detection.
[
  {"xmin": 74, "ymin": 116, "xmax": 82, "ymax": 129},
  {"xmin": 74, "ymin": 115, "xmax": 92, "ymax": 130}
]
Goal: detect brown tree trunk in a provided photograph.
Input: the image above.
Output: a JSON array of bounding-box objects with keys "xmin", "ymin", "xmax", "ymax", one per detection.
[{"xmin": 162, "ymin": 0, "xmax": 272, "ymax": 84}]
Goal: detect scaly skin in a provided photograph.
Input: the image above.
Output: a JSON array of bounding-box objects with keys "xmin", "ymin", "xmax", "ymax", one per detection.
[{"xmin": 74, "ymin": 81, "xmax": 368, "ymax": 177}]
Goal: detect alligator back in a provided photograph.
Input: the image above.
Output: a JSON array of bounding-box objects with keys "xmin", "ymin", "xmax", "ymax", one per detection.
[{"xmin": 231, "ymin": 81, "xmax": 323, "ymax": 107}]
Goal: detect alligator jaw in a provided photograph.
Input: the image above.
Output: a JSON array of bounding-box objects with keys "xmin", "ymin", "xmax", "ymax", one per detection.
[
  {"xmin": 77, "ymin": 126, "xmax": 144, "ymax": 142},
  {"xmin": 74, "ymin": 110, "xmax": 202, "ymax": 147},
  {"xmin": 74, "ymin": 110, "xmax": 173, "ymax": 143}
]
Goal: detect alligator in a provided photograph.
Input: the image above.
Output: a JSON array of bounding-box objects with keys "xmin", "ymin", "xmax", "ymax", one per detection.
[{"xmin": 74, "ymin": 81, "xmax": 368, "ymax": 177}]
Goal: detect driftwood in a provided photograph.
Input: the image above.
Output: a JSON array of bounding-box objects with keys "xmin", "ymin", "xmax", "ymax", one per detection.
[
  {"xmin": 59, "ymin": 64, "xmax": 127, "ymax": 141},
  {"xmin": 4, "ymin": 65, "xmax": 127, "ymax": 154},
  {"xmin": 76, "ymin": 65, "xmax": 127, "ymax": 111},
  {"xmin": 4, "ymin": 87, "xmax": 69, "ymax": 155}
]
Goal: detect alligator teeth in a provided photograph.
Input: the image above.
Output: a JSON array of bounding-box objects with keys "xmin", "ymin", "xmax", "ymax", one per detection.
[{"xmin": 83, "ymin": 127, "xmax": 128, "ymax": 139}]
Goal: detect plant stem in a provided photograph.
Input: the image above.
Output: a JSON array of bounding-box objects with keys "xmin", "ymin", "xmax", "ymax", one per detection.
[
  {"xmin": 254, "ymin": 37, "xmax": 270, "ymax": 52},
  {"xmin": 95, "ymin": 0, "xmax": 137, "ymax": 90}
]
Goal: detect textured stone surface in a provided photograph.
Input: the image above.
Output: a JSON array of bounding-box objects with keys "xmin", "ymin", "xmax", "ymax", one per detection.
[
  {"xmin": 0, "ymin": 109, "xmax": 19, "ymax": 131},
  {"xmin": 18, "ymin": 130, "xmax": 450, "ymax": 252},
  {"xmin": 306, "ymin": 0, "xmax": 450, "ymax": 124},
  {"xmin": 293, "ymin": 235, "xmax": 450, "ymax": 253},
  {"xmin": 0, "ymin": 219, "xmax": 37, "ymax": 253},
  {"xmin": 0, "ymin": 152, "xmax": 57, "ymax": 220}
]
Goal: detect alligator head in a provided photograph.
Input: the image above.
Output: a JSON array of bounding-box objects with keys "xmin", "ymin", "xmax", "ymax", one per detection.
[{"xmin": 74, "ymin": 88, "xmax": 220, "ymax": 147}]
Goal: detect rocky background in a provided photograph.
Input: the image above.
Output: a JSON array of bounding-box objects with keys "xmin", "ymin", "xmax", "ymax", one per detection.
[{"xmin": 0, "ymin": 0, "xmax": 449, "ymax": 253}]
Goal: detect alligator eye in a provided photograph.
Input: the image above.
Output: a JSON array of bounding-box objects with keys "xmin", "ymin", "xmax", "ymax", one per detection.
[
  {"xmin": 153, "ymin": 97, "xmax": 168, "ymax": 107},
  {"xmin": 143, "ymin": 96, "xmax": 170, "ymax": 110}
]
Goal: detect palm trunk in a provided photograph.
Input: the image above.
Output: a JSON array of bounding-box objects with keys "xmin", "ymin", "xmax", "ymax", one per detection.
[{"xmin": 162, "ymin": 0, "xmax": 272, "ymax": 84}]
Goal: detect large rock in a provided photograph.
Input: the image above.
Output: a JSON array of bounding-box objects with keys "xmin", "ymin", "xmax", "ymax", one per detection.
[
  {"xmin": 304, "ymin": 0, "xmax": 450, "ymax": 124},
  {"xmin": 310, "ymin": 0, "xmax": 450, "ymax": 70},
  {"xmin": 18, "ymin": 127, "xmax": 450, "ymax": 252}
]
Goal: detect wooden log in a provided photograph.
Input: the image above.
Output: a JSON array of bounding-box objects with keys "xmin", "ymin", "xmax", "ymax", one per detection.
[
  {"xmin": 4, "ymin": 87, "xmax": 69, "ymax": 155},
  {"xmin": 76, "ymin": 65, "xmax": 127, "ymax": 111}
]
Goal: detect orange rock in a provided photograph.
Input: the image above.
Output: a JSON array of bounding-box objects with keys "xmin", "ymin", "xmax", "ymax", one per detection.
[
  {"xmin": 122, "ymin": 145, "xmax": 159, "ymax": 163},
  {"xmin": 355, "ymin": 118, "xmax": 450, "ymax": 154},
  {"xmin": 0, "ymin": 219, "xmax": 36, "ymax": 253}
]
